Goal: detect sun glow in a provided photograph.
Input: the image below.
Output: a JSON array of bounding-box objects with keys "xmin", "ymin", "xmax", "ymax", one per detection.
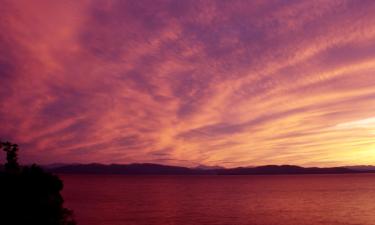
[{"xmin": 1, "ymin": 0, "xmax": 375, "ymax": 166}]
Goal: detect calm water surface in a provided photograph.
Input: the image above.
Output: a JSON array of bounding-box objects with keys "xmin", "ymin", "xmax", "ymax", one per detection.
[{"xmin": 61, "ymin": 174, "xmax": 375, "ymax": 225}]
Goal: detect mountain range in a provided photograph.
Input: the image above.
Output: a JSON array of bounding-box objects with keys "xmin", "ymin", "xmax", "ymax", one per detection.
[{"xmin": 44, "ymin": 163, "xmax": 375, "ymax": 175}]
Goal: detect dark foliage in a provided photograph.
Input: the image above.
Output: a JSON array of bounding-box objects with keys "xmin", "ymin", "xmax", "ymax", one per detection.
[
  {"xmin": 1, "ymin": 141, "xmax": 20, "ymax": 173},
  {"xmin": 0, "ymin": 141, "xmax": 76, "ymax": 225}
]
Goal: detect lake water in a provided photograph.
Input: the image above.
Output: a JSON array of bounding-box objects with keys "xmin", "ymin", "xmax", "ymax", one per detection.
[{"xmin": 61, "ymin": 174, "xmax": 375, "ymax": 225}]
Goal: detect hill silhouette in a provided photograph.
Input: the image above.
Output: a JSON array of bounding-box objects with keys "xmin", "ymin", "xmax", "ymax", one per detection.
[
  {"xmin": 48, "ymin": 163, "xmax": 367, "ymax": 175},
  {"xmin": 215, "ymin": 165, "xmax": 356, "ymax": 175},
  {"xmin": 0, "ymin": 141, "xmax": 76, "ymax": 225},
  {"xmin": 50, "ymin": 163, "xmax": 202, "ymax": 175}
]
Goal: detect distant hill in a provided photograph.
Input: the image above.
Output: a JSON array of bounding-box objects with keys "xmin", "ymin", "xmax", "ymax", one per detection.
[
  {"xmin": 49, "ymin": 163, "xmax": 201, "ymax": 175},
  {"xmin": 195, "ymin": 165, "xmax": 225, "ymax": 170},
  {"xmin": 344, "ymin": 165, "xmax": 375, "ymax": 171},
  {"xmin": 47, "ymin": 163, "xmax": 374, "ymax": 175},
  {"xmin": 215, "ymin": 165, "xmax": 356, "ymax": 175}
]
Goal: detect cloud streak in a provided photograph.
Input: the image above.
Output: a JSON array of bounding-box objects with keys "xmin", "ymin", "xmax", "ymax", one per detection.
[{"xmin": 1, "ymin": 0, "xmax": 375, "ymax": 167}]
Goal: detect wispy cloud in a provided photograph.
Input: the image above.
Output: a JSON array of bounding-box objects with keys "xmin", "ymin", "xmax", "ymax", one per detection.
[{"xmin": 1, "ymin": 0, "xmax": 375, "ymax": 166}]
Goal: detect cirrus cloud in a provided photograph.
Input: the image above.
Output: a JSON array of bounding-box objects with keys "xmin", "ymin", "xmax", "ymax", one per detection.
[{"xmin": 1, "ymin": 0, "xmax": 375, "ymax": 167}]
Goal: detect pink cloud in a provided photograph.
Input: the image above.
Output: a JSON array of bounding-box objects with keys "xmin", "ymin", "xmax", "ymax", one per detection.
[{"xmin": 1, "ymin": 0, "xmax": 375, "ymax": 167}]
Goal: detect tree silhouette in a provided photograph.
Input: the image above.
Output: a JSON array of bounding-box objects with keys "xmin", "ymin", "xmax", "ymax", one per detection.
[
  {"xmin": 1, "ymin": 141, "xmax": 20, "ymax": 173},
  {"xmin": 0, "ymin": 141, "xmax": 76, "ymax": 225}
]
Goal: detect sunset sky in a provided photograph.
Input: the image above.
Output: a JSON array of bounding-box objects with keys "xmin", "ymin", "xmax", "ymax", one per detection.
[{"xmin": 1, "ymin": 0, "xmax": 375, "ymax": 167}]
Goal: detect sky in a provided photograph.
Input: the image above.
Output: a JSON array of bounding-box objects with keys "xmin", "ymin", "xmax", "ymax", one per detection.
[{"xmin": 1, "ymin": 0, "xmax": 375, "ymax": 167}]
